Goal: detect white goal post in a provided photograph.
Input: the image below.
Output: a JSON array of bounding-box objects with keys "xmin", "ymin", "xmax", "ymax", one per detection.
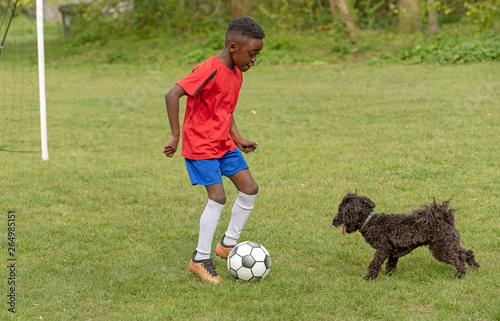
[{"xmin": 37, "ymin": 0, "xmax": 48, "ymax": 161}]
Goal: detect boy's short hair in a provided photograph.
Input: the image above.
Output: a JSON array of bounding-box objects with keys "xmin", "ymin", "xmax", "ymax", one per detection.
[{"xmin": 225, "ymin": 17, "xmax": 265, "ymax": 44}]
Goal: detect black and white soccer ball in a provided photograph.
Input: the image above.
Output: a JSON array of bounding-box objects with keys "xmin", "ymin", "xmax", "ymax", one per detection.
[{"xmin": 227, "ymin": 241, "xmax": 271, "ymax": 282}]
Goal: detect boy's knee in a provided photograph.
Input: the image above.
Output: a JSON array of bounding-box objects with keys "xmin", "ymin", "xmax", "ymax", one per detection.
[
  {"xmin": 209, "ymin": 193, "xmax": 226, "ymax": 205},
  {"xmin": 251, "ymin": 183, "xmax": 259, "ymax": 195},
  {"xmin": 243, "ymin": 182, "xmax": 259, "ymax": 196},
  {"xmin": 206, "ymin": 183, "xmax": 227, "ymax": 205}
]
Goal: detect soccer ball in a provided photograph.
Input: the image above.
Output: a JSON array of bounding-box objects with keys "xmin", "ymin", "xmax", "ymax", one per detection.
[{"xmin": 227, "ymin": 241, "xmax": 271, "ymax": 282}]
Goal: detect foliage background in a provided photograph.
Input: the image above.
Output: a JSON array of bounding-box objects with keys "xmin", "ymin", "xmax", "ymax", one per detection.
[
  {"xmin": 2, "ymin": 0, "xmax": 498, "ymax": 66},
  {"xmin": 0, "ymin": 1, "xmax": 499, "ymax": 320}
]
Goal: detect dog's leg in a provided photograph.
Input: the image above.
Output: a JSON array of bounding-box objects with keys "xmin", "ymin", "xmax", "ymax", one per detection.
[
  {"xmin": 385, "ymin": 255, "xmax": 399, "ymax": 275},
  {"xmin": 465, "ymin": 249, "xmax": 480, "ymax": 269},
  {"xmin": 365, "ymin": 249, "xmax": 389, "ymax": 280},
  {"xmin": 429, "ymin": 242, "xmax": 466, "ymax": 278},
  {"xmin": 458, "ymin": 247, "xmax": 468, "ymax": 278}
]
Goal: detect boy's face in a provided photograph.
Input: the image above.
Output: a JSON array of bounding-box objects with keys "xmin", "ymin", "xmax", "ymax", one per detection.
[{"xmin": 230, "ymin": 38, "xmax": 264, "ymax": 72}]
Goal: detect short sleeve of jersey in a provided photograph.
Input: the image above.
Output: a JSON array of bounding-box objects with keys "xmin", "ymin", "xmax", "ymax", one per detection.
[{"xmin": 176, "ymin": 59, "xmax": 217, "ymax": 98}]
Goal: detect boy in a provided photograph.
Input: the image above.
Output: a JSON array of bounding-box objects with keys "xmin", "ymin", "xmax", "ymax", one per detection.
[{"xmin": 163, "ymin": 17, "xmax": 265, "ymax": 283}]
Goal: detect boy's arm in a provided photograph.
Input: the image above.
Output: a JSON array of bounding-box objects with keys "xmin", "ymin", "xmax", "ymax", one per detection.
[
  {"xmin": 163, "ymin": 85, "xmax": 187, "ymax": 158},
  {"xmin": 230, "ymin": 115, "xmax": 258, "ymax": 154}
]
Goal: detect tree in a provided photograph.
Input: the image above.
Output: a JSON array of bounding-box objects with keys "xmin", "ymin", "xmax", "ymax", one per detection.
[
  {"xmin": 427, "ymin": 0, "xmax": 439, "ymax": 36},
  {"xmin": 398, "ymin": 0, "xmax": 422, "ymax": 33},
  {"xmin": 230, "ymin": 0, "xmax": 253, "ymax": 17},
  {"xmin": 328, "ymin": 0, "xmax": 339, "ymax": 18},
  {"xmin": 329, "ymin": 0, "xmax": 358, "ymax": 43}
]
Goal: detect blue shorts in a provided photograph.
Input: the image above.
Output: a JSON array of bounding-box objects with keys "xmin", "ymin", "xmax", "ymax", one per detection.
[{"xmin": 185, "ymin": 148, "xmax": 249, "ymax": 186}]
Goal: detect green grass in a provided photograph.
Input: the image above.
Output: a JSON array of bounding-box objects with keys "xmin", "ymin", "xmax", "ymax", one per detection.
[{"xmin": 1, "ymin": 56, "xmax": 499, "ymax": 320}]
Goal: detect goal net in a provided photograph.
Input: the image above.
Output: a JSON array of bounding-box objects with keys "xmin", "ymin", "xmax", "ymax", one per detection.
[{"xmin": 0, "ymin": 0, "xmax": 48, "ymax": 160}]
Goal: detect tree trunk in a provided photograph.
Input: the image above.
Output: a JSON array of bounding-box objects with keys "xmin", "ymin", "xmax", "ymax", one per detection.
[
  {"xmin": 427, "ymin": 0, "xmax": 439, "ymax": 36},
  {"xmin": 328, "ymin": 0, "xmax": 338, "ymax": 19},
  {"xmin": 230, "ymin": 0, "xmax": 253, "ymax": 17},
  {"xmin": 331, "ymin": 0, "xmax": 357, "ymax": 43},
  {"xmin": 44, "ymin": 1, "xmax": 62, "ymax": 23},
  {"xmin": 398, "ymin": 0, "xmax": 422, "ymax": 33}
]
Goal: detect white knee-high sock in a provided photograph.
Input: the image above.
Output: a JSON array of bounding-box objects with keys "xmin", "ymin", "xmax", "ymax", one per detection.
[
  {"xmin": 224, "ymin": 192, "xmax": 257, "ymax": 246},
  {"xmin": 195, "ymin": 199, "xmax": 225, "ymax": 261}
]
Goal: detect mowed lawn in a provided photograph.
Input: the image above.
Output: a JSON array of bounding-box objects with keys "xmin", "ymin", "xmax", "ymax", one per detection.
[{"xmin": 1, "ymin": 60, "xmax": 499, "ymax": 320}]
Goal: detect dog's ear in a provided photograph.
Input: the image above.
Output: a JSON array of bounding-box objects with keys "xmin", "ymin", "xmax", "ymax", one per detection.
[
  {"xmin": 362, "ymin": 197, "xmax": 376, "ymax": 209},
  {"xmin": 343, "ymin": 192, "xmax": 358, "ymax": 201}
]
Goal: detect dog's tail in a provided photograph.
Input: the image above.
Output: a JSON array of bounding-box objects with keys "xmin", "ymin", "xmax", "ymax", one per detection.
[{"xmin": 412, "ymin": 198, "xmax": 457, "ymax": 226}]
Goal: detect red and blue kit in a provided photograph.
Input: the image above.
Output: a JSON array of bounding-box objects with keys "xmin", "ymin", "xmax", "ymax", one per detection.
[{"xmin": 177, "ymin": 56, "xmax": 243, "ymax": 160}]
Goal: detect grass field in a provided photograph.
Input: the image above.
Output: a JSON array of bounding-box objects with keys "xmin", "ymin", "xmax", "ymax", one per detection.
[{"xmin": 1, "ymin": 58, "xmax": 499, "ymax": 320}]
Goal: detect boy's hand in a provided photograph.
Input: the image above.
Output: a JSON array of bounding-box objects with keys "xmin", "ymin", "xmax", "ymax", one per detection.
[
  {"xmin": 163, "ymin": 136, "xmax": 179, "ymax": 158},
  {"xmin": 235, "ymin": 138, "xmax": 258, "ymax": 154}
]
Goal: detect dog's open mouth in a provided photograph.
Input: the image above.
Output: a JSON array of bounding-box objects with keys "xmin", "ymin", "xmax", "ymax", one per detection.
[{"xmin": 342, "ymin": 224, "xmax": 347, "ymax": 235}]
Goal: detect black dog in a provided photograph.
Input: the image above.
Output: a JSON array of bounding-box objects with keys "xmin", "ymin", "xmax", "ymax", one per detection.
[{"xmin": 332, "ymin": 193, "xmax": 480, "ymax": 279}]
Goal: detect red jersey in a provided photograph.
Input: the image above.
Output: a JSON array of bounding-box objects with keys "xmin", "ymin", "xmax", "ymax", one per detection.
[{"xmin": 176, "ymin": 56, "xmax": 243, "ymax": 160}]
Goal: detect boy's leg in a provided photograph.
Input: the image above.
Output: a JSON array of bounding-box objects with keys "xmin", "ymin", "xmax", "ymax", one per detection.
[
  {"xmin": 195, "ymin": 183, "xmax": 226, "ymax": 261},
  {"xmin": 216, "ymin": 169, "xmax": 258, "ymax": 258},
  {"xmin": 189, "ymin": 183, "xmax": 226, "ymax": 283}
]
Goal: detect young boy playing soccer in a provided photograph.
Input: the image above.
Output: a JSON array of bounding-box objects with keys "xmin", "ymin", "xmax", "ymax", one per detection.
[{"xmin": 163, "ymin": 17, "xmax": 265, "ymax": 283}]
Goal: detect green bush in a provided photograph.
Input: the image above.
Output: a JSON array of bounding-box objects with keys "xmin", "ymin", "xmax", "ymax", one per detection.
[
  {"xmin": 464, "ymin": 0, "xmax": 500, "ymax": 32},
  {"xmin": 376, "ymin": 32, "xmax": 500, "ymax": 64}
]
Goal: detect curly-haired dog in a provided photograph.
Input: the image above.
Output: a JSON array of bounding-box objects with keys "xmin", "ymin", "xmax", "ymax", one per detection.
[{"xmin": 332, "ymin": 193, "xmax": 480, "ymax": 280}]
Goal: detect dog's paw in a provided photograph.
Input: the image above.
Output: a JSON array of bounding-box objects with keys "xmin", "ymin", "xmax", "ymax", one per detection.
[{"xmin": 364, "ymin": 274, "xmax": 378, "ymax": 281}]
